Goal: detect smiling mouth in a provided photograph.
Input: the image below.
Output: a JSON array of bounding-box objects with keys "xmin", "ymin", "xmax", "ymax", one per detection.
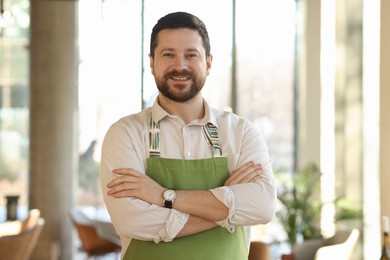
[{"xmin": 170, "ymin": 76, "xmax": 191, "ymax": 81}]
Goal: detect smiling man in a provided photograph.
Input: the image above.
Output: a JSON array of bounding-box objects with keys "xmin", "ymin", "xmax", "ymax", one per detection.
[{"xmin": 100, "ymin": 12, "xmax": 277, "ymax": 260}]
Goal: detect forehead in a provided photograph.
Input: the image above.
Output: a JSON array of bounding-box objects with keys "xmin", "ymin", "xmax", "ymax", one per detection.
[{"xmin": 156, "ymin": 28, "xmax": 205, "ymax": 53}]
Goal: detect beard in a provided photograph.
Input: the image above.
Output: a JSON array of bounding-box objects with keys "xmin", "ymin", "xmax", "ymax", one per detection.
[{"xmin": 155, "ymin": 69, "xmax": 206, "ymax": 103}]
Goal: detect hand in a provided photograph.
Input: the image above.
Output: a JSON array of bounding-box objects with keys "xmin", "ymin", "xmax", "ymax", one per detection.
[
  {"xmin": 107, "ymin": 168, "xmax": 165, "ymax": 206},
  {"xmin": 224, "ymin": 161, "xmax": 262, "ymax": 186}
]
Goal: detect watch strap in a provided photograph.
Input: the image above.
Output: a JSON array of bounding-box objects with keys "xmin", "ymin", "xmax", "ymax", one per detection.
[{"xmin": 164, "ymin": 200, "xmax": 173, "ymax": 209}]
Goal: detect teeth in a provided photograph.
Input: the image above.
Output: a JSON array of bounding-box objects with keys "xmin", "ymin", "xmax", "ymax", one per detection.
[{"xmin": 172, "ymin": 76, "xmax": 189, "ymax": 80}]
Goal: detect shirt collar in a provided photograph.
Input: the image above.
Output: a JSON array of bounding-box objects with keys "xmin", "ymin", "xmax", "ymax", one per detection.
[
  {"xmin": 151, "ymin": 97, "xmax": 219, "ymax": 129},
  {"xmin": 151, "ymin": 97, "xmax": 168, "ymax": 123}
]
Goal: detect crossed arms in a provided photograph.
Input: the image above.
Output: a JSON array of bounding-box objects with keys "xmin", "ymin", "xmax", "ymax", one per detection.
[
  {"xmin": 106, "ymin": 161, "xmax": 263, "ymax": 238},
  {"xmin": 100, "ymin": 117, "xmax": 277, "ymax": 243}
]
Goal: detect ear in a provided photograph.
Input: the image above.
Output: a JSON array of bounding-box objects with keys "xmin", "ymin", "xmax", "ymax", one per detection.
[
  {"xmin": 149, "ymin": 54, "xmax": 154, "ymax": 75},
  {"xmin": 206, "ymin": 54, "xmax": 213, "ymax": 76}
]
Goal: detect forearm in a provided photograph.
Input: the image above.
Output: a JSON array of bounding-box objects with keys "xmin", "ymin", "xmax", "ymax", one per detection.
[
  {"xmin": 176, "ymin": 215, "xmax": 217, "ymax": 238},
  {"xmin": 171, "ymin": 190, "xmax": 228, "ymax": 222}
]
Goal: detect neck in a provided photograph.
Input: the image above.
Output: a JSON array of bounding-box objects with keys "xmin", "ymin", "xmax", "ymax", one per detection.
[{"xmin": 158, "ymin": 94, "xmax": 204, "ymax": 124}]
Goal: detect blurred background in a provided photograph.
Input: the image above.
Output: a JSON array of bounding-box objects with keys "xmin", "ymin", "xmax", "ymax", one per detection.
[{"xmin": 0, "ymin": 0, "xmax": 388, "ymax": 259}]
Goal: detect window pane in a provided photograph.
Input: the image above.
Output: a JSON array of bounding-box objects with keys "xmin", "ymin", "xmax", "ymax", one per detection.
[
  {"xmin": 0, "ymin": 0, "xmax": 30, "ymax": 221},
  {"xmin": 236, "ymin": 0, "xmax": 296, "ymax": 172},
  {"xmin": 78, "ymin": 0, "xmax": 143, "ymax": 208}
]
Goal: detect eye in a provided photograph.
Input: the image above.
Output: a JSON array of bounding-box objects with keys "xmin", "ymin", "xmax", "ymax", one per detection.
[
  {"xmin": 162, "ymin": 52, "xmax": 174, "ymax": 58},
  {"xmin": 163, "ymin": 53, "xmax": 173, "ymax": 58},
  {"xmin": 186, "ymin": 53, "xmax": 199, "ymax": 59}
]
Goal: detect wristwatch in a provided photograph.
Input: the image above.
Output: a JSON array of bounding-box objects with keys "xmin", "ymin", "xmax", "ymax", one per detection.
[{"xmin": 163, "ymin": 189, "xmax": 176, "ymax": 209}]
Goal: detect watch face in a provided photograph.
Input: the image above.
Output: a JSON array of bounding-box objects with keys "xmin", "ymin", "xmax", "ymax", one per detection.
[{"xmin": 164, "ymin": 189, "xmax": 176, "ymax": 201}]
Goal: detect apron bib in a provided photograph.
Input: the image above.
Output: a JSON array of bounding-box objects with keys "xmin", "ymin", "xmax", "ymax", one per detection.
[{"xmin": 123, "ymin": 118, "xmax": 247, "ymax": 260}]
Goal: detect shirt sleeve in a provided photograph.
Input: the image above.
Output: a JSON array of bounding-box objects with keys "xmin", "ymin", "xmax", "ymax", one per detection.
[
  {"xmin": 209, "ymin": 119, "xmax": 277, "ymax": 229},
  {"xmin": 100, "ymin": 119, "xmax": 189, "ymax": 243}
]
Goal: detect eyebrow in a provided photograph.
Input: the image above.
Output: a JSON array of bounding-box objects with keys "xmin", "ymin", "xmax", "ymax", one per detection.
[
  {"xmin": 159, "ymin": 48, "xmax": 174, "ymax": 53},
  {"xmin": 159, "ymin": 48, "xmax": 201, "ymax": 54}
]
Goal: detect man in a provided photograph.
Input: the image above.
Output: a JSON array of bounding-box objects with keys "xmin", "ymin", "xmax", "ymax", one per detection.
[{"xmin": 100, "ymin": 11, "xmax": 276, "ymax": 260}]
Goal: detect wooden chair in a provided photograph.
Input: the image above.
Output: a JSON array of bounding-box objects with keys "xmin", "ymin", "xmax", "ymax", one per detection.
[
  {"xmin": 248, "ymin": 241, "xmax": 271, "ymax": 260},
  {"xmin": 21, "ymin": 209, "xmax": 41, "ymax": 232},
  {"xmin": 69, "ymin": 208, "xmax": 121, "ymax": 259},
  {"xmin": 0, "ymin": 217, "xmax": 45, "ymax": 260},
  {"xmin": 0, "ymin": 209, "xmax": 41, "ymax": 237}
]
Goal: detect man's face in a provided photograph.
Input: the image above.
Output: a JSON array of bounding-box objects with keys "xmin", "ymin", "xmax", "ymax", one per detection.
[{"xmin": 149, "ymin": 28, "xmax": 212, "ymax": 103}]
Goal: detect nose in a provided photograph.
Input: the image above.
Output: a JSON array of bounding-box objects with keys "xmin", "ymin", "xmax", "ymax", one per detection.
[{"xmin": 171, "ymin": 56, "xmax": 188, "ymax": 71}]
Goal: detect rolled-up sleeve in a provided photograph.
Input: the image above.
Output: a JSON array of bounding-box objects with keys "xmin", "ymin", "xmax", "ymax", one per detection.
[{"xmin": 210, "ymin": 119, "xmax": 277, "ymax": 230}]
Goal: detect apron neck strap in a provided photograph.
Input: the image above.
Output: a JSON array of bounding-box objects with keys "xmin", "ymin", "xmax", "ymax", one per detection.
[
  {"xmin": 202, "ymin": 122, "xmax": 222, "ymax": 157},
  {"xmin": 149, "ymin": 114, "xmax": 160, "ymax": 157},
  {"xmin": 148, "ymin": 114, "xmax": 222, "ymax": 158}
]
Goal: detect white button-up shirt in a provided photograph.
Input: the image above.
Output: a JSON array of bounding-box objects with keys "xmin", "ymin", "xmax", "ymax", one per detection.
[{"xmin": 100, "ymin": 98, "xmax": 277, "ymax": 255}]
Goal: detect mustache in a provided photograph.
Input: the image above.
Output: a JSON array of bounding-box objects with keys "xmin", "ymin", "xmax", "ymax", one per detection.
[{"xmin": 166, "ymin": 69, "xmax": 193, "ymax": 78}]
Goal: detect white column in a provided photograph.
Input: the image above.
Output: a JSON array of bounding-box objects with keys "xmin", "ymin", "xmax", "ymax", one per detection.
[
  {"xmin": 29, "ymin": 0, "xmax": 79, "ymax": 259},
  {"xmin": 298, "ymin": 0, "xmax": 321, "ymax": 168},
  {"xmin": 362, "ymin": 0, "xmax": 381, "ymax": 258}
]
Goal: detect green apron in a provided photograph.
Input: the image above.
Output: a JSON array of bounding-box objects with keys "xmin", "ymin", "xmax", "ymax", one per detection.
[{"xmin": 123, "ymin": 118, "xmax": 248, "ymax": 260}]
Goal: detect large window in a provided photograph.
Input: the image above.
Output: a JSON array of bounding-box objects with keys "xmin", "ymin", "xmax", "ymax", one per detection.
[
  {"xmin": 0, "ymin": 0, "xmax": 30, "ymax": 221},
  {"xmin": 235, "ymin": 1, "xmax": 295, "ymax": 171}
]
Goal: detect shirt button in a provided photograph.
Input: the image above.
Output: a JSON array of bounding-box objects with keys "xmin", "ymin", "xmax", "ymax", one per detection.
[{"xmin": 186, "ymin": 151, "xmax": 191, "ymax": 156}]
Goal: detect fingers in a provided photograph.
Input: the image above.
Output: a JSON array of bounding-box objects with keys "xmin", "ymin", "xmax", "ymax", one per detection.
[
  {"xmin": 225, "ymin": 166, "xmax": 262, "ymax": 186},
  {"xmin": 107, "ymin": 181, "xmax": 137, "ymax": 198},
  {"xmin": 107, "ymin": 168, "xmax": 163, "ymax": 204},
  {"xmin": 225, "ymin": 161, "xmax": 263, "ymax": 186},
  {"xmin": 107, "ymin": 169, "xmax": 138, "ymax": 187},
  {"xmin": 107, "ymin": 168, "xmax": 141, "ymax": 197},
  {"xmin": 112, "ymin": 168, "xmax": 141, "ymax": 176}
]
